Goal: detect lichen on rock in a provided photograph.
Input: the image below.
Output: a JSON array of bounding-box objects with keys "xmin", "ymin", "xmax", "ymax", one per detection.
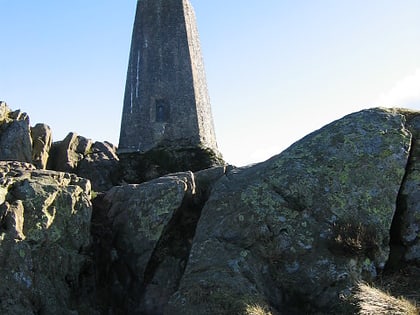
[
  {"xmin": 0, "ymin": 161, "xmax": 92, "ymax": 314},
  {"xmin": 167, "ymin": 108, "xmax": 414, "ymax": 314}
]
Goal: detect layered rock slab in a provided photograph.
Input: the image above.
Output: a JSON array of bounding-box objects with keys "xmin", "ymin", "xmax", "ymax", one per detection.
[
  {"xmin": 167, "ymin": 108, "xmax": 414, "ymax": 314},
  {"xmin": 0, "ymin": 161, "xmax": 92, "ymax": 314}
]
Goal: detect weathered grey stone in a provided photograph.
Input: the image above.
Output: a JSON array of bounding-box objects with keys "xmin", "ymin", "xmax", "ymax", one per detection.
[
  {"xmin": 31, "ymin": 123, "xmax": 52, "ymax": 169},
  {"xmin": 48, "ymin": 134, "xmax": 119, "ymax": 191},
  {"xmin": 77, "ymin": 141, "xmax": 119, "ymax": 192},
  {"xmin": 48, "ymin": 132, "xmax": 92, "ymax": 172},
  {"xmin": 0, "ymin": 161, "xmax": 92, "ymax": 314},
  {"xmin": 99, "ymin": 172, "xmax": 196, "ymax": 313},
  {"xmin": 167, "ymin": 108, "xmax": 412, "ymax": 314},
  {"xmin": 0, "ymin": 104, "xmax": 32, "ymax": 163},
  {"xmin": 90, "ymin": 166, "xmax": 228, "ymax": 314},
  {"xmin": 91, "ymin": 141, "xmax": 118, "ymax": 160},
  {"xmin": 398, "ymin": 113, "xmax": 420, "ymax": 263},
  {"xmin": 119, "ymin": 146, "xmax": 224, "ymax": 183}
]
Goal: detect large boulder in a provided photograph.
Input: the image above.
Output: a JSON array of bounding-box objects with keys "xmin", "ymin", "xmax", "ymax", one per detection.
[
  {"xmin": 166, "ymin": 108, "xmax": 414, "ymax": 314},
  {"xmin": 0, "ymin": 161, "xmax": 92, "ymax": 314},
  {"xmin": 0, "ymin": 102, "xmax": 32, "ymax": 163}
]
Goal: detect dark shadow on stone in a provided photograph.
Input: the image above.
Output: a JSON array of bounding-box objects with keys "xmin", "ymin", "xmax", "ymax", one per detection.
[{"xmin": 118, "ymin": 146, "xmax": 224, "ymax": 184}]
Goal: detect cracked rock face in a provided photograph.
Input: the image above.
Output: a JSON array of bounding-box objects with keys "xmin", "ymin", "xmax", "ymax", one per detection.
[
  {"xmin": 398, "ymin": 114, "xmax": 420, "ymax": 263},
  {"xmin": 167, "ymin": 108, "xmax": 415, "ymax": 314},
  {"xmin": 0, "ymin": 161, "xmax": 92, "ymax": 314},
  {"xmin": 92, "ymin": 167, "xmax": 227, "ymax": 314}
]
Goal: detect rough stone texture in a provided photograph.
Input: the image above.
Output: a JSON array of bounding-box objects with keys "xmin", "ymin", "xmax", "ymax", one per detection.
[
  {"xmin": 0, "ymin": 161, "xmax": 92, "ymax": 314},
  {"xmin": 48, "ymin": 132, "xmax": 93, "ymax": 173},
  {"xmin": 0, "ymin": 102, "xmax": 119, "ymax": 191},
  {"xmin": 119, "ymin": 146, "xmax": 224, "ymax": 183},
  {"xmin": 98, "ymin": 172, "xmax": 196, "ymax": 314},
  {"xmin": 77, "ymin": 141, "xmax": 120, "ymax": 192},
  {"xmin": 31, "ymin": 123, "xmax": 52, "ymax": 169},
  {"xmin": 119, "ymin": 0, "xmax": 219, "ymax": 155},
  {"xmin": 48, "ymin": 132, "xmax": 119, "ymax": 191},
  {"xmin": 166, "ymin": 108, "xmax": 413, "ymax": 314},
  {"xmin": 91, "ymin": 167, "xmax": 228, "ymax": 314},
  {"xmin": 1, "ymin": 99, "xmax": 419, "ymax": 314},
  {"xmin": 0, "ymin": 102, "xmax": 32, "ymax": 163},
  {"xmin": 397, "ymin": 112, "xmax": 420, "ymax": 263}
]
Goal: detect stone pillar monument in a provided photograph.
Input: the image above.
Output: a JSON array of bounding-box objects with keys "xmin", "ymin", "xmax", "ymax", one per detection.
[{"xmin": 118, "ymin": 0, "xmax": 223, "ymax": 182}]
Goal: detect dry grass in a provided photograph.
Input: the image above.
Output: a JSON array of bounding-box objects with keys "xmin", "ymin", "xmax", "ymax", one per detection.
[
  {"xmin": 329, "ymin": 221, "xmax": 378, "ymax": 257},
  {"xmin": 355, "ymin": 282, "xmax": 419, "ymax": 315},
  {"xmin": 245, "ymin": 304, "xmax": 273, "ymax": 315}
]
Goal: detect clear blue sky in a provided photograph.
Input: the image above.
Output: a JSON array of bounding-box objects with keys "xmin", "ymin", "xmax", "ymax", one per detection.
[{"xmin": 1, "ymin": 1, "xmax": 420, "ymax": 166}]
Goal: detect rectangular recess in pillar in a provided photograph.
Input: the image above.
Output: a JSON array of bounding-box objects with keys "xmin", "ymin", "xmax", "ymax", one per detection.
[{"xmin": 155, "ymin": 99, "xmax": 170, "ymax": 123}]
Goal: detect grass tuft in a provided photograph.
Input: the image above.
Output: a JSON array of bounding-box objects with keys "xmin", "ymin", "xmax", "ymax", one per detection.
[
  {"xmin": 355, "ymin": 282, "xmax": 419, "ymax": 315},
  {"xmin": 245, "ymin": 304, "xmax": 273, "ymax": 315}
]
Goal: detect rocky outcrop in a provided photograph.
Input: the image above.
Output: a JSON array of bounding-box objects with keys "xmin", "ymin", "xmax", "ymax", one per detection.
[
  {"xmin": 165, "ymin": 108, "xmax": 416, "ymax": 314},
  {"xmin": 48, "ymin": 132, "xmax": 119, "ymax": 192},
  {"xmin": 0, "ymin": 103, "xmax": 119, "ymax": 191},
  {"xmin": 0, "ymin": 104, "xmax": 419, "ymax": 314},
  {"xmin": 48, "ymin": 132, "xmax": 92, "ymax": 173},
  {"xmin": 92, "ymin": 166, "xmax": 228, "ymax": 314},
  {"xmin": 0, "ymin": 161, "xmax": 92, "ymax": 314},
  {"xmin": 77, "ymin": 141, "xmax": 120, "ymax": 192},
  {"xmin": 0, "ymin": 102, "xmax": 32, "ymax": 163}
]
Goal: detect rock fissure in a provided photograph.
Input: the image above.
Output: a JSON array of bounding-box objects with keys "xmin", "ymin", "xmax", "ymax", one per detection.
[
  {"xmin": 387, "ymin": 137, "xmax": 414, "ymax": 270},
  {"xmin": 89, "ymin": 168, "xmax": 227, "ymax": 314},
  {"xmin": 387, "ymin": 112, "xmax": 420, "ymax": 269},
  {"xmin": 139, "ymin": 188, "xmax": 207, "ymax": 314}
]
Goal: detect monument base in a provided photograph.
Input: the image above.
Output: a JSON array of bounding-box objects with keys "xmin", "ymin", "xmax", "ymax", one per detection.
[{"xmin": 118, "ymin": 146, "xmax": 224, "ymax": 183}]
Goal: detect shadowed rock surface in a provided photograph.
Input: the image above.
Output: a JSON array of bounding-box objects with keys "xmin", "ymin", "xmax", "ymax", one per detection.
[
  {"xmin": 31, "ymin": 123, "xmax": 52, "ymax": 169},
  {"xmin": 393, "ymin": 113, "xmax": 420, "ymax": 263},
  {"xmin": 47, "ymin": 133, "xmax": 119, "ymax": 192},
  {"xmin": 91, "ymin": 167, "xmax": 228, "ymax": 314}
]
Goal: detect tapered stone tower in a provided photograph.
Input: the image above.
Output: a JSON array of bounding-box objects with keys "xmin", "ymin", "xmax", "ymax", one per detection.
[{"xmin": 118, "ymin": 0, "xmax": 223, "ymax": 182}]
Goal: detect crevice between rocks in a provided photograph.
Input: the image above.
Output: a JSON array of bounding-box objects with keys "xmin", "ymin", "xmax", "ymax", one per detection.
[
  {"xmin": 138, "ymin": 193, "xmax": 202, "ymax": 313},
  {"xmin": 88, "ymin": 169, "xmax": 226, "ymax": 314},
  {"xmin": 386, "ymin": 115, "xmax": 417, "ymax": 272},
  {"xmin": 136, "ymin": 171, "xmax": 226, "ymax": 314}
]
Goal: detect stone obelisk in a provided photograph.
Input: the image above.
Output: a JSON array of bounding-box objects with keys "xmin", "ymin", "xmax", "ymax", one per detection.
[{"xmin": 118, "ymin": 0, "xmax": 223, "ymax": 183}]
